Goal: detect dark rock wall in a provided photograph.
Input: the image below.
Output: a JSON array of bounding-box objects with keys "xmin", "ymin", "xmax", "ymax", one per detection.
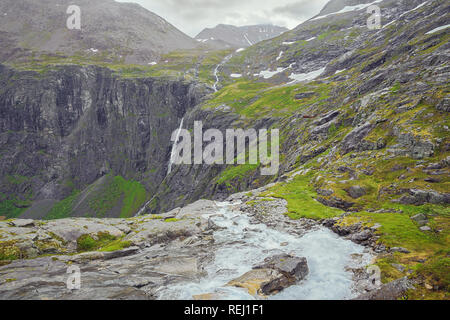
[{"xmin": 0, "ymin": 64, "xmax": 205, "ymax": 206}]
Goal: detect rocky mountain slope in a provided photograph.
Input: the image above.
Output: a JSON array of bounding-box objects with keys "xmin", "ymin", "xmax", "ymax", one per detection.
[
  {"xmin": 195, "ymin": 24, "xmax": 288, "ymax": 49},
  {"xmin": 0, "ymin": 0, "xmax": 200, "ymax": 64},
  {"xmin": 315, "ymin": 0, "xmax": 380, "ymax": 17},
  {"xmin": 0, "ymin": 0, "xmax": 449, "ymax": 300}
]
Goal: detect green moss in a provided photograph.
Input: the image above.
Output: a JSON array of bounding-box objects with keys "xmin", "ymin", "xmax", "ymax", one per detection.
[
  {"xmin": 414, "ymin": 251, "xmax": 450, "ymax": 292},
  {"xmin": 391, "ymin": 82, "xmax": 401, "ymax": 94},
  {"xmin": 0, "ymin": 241, "xmax": 21, "ymax": 261},
  {"xmin": 203, "ymin": 80, "xmax": 333, "ymax": 118},
  {"xmin": 376, "ymin": 255, "xmax": 408, "ymax": 283},
  {"xmin": 76, "ymin": 232, "xmax": 118, "ymax": 252},
  {"xmin": 99, "ymin": 240, "xmax": 132, "ymax": 252},
  {"xmin": 263, "ymin": 174, "xmax": 343, "ymax": 220},
  {"xmin": 354, "ymin": 211, "xmax": 444, "ymax": 252},
  {"xmin": 164, "ymin": 218, "xmax": 180, "ymax": 223}
]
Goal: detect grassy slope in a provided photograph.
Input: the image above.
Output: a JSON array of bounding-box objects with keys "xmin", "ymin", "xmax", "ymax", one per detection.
[{"xmin": 44, "ymin": 175, "xmax": 147, "ymax": 220}]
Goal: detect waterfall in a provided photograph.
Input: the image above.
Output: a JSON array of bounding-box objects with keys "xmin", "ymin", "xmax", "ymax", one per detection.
[
  {"xmin": 135, "ymin": 117, "xmax": 184, "ymax": 217},
  {"xmin": 213, "ymin": 54, "xmax": 233, "ymax": 92},
  {"xmin": 167, "ymin": 117, "xmax": 184, "ymax": 176}
]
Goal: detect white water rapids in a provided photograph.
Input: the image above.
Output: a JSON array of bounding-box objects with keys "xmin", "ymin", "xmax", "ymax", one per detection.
[{"xmin": 158, "ymin": 202, "xmax": 373, "ymax": 300}]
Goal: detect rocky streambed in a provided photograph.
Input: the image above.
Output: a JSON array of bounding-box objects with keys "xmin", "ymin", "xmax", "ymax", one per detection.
[{"xmin": 0, "ymin": 187, "xmax": 409, "ymax": 300}]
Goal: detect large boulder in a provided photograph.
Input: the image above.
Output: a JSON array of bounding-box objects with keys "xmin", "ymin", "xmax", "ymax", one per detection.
[
  {"xmin": 228, "ymin": 254, "xmax": 309, "ymax": 296},
  {"xmin": 227, "ymin": 268, "xmax": 289, "ymax": 296},
  {"xmin": 354, "ymin": 277, "xmax": 414, "ymax": 300},
  {"xmin": 346, "ymin": 185, "xmax": 366, "ymax": 199},
  {"xmin": 397, "ymin": 189, "xmax": 450, "ymax": 206},
  {"xmin": 254, "ymin": 254, "xmax": 309, "ymax": 282}
]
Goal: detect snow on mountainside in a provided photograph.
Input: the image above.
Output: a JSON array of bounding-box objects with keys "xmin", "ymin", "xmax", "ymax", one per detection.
[{"xmin": 195, "ymin": 24, "xmax": 288, "ymax": 48}]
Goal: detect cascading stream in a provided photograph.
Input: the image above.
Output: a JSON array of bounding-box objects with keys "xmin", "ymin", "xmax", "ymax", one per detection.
[
  {"xmin": 213, "ymin": 54, "xmax": 233, "ymax": 92},
  {"xmin": 167, "ymin": 117, "xmax": 185, "ymax": 176},
  {"xmin": 135, "ymin": 117, "xmax": 185, "ymax": 217},
  {"xmin": 158, "ymin": 202, "xmax": 373, "ymax": 300}
]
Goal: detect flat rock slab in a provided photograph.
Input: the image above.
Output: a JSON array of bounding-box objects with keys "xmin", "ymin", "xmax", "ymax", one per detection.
[{"xmin": 8, "ymin": 219, "xmax": 35, "ymax": 228}]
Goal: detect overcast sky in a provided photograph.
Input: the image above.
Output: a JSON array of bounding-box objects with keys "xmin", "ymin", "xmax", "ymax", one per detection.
[{"xmin": 116, "ymin": 0, "xmax": 329, "ymax": 37}]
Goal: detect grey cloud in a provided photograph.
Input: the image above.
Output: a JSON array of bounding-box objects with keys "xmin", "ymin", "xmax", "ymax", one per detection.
[
  {"xmin": 273, "ymin": 1, "xmax": 327, "ymax": 20},
  {"xmin": 117, "ymin": 0, "xmax": 329, "ymax": 36}
]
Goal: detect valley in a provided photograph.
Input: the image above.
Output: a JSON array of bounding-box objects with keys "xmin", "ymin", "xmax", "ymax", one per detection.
[{"xmin": 0, "ymin": 0, "xmax": 448, "ymax": 300}]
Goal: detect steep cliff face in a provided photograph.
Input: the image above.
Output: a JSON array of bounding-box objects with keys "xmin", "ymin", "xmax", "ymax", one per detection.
[
  {"xmin": 1, "ymin": 0, "xmax": 448, "ymax": 220},
  {"xmin": 0, "ymin": 64, "xmax": 208, "ymax": 218}
]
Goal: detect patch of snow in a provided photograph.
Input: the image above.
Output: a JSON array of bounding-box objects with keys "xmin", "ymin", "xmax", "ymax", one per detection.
[
  {"xmin": 276, "ymin": 51, "xmax": 284, "ymax": 61},
  {"xmin": 335, "ymin": 69, "xmax": 346, "ymax": 74},
  {"xmin": 196, "ymin": 39, "xmax": 209, "ymax": 43},
  {"xmin": 230, "ymin": 73, "xmax": 242, "ymax": 78},
  {"xmin": 236, "ymin": 48, "xmax": 245, "ymax": 53},
  {"xmin": 305, "ymin": 37, "xmax": 316, "ymax": 42},
  {"xmin": 312, "ymin": 0, "xmax": 383, "ymax": 21},
  {"xmin": 399, "ymin": 1, "xmax": 429, "ymax": 18},
  {"xmin": 243, "ymin": 34, "xmax": 253, "ymax": 46},
  {"xmin": 382, "ymin": 19, "xmax": 397, "ymax": 29},
  {"xmin": 425, "ymin": 24, "xmax": 450, "ymax": 35},
  {"xmin": 282, "ymin": 41, "xmax": 295, "ymax": 45},
  {"xmin": 288, "ymin": 67, "xmax": 326, "ymax": 84},
  {"xmin": 258, "ymin": 67, "xmax": 288, "ymax": 79},
  {"xmin": 148, "ymin": 62, "xmax": 157, "ymax": 66},
  {"xmin": 89, "ymin": 48, "xmax": 98, "ymax": 53}
]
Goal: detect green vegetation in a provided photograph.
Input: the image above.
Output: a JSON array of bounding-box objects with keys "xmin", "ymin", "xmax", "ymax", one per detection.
[
  {"xmin": 217, "ymin": 164, "xmax": 259, "ymax": 186},
  {"xmin": 43, "ymin": 175, "xmax": 147, "ymax": 220},
  {"xmin": 203, "ymin": 80, "xmax": 333, "ymax": 118},
  {"xmin": 0, "ymin": 241, "xmax": 22, "ymax": 261},
  {"xmin": 44, "ymin": 191, "xmax": 80, "ymax": 220},
  {"xmin": 76, "ymin": 232, "xmax": 118, "ymax": 252},
  {"xmin": 0, "ymin": 198, "xmax": 29, "ymax": 219},
  {"xmin": 99, "ymin": 239, "xmax": 132, "ymax": 252},
  {"xmin": 9, "ymin": 49, "xmax": 232, "ymax": 83},
  {"xmin": 88, "ymin": 176, "xmax": 147, "ymax": 218},
  {"xmin": 390, "ymin": 82, "xmax": 401, "ymax": 94},
  {"xmin": 263, "ymin": 174, "xmax": 343, "ymax": 219}
]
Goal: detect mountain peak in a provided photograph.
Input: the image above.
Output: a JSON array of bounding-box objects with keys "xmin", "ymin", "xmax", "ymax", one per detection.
[
  {"xmin": 0, "ymin": 0, "xmax": 199, "ymax": 64},
  {"xmin": 195, "ymin": 24, "xmax": 288, "ymax": 48}
]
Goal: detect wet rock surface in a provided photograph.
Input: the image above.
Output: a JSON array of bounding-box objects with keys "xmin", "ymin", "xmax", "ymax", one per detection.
[
  {"xmin": 0, "ymin": 192, "xmax": 377, "ymax": 300},
  {"xmin": 0, "ymin": 200, "xmax": 219, "ymax": 300}
]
